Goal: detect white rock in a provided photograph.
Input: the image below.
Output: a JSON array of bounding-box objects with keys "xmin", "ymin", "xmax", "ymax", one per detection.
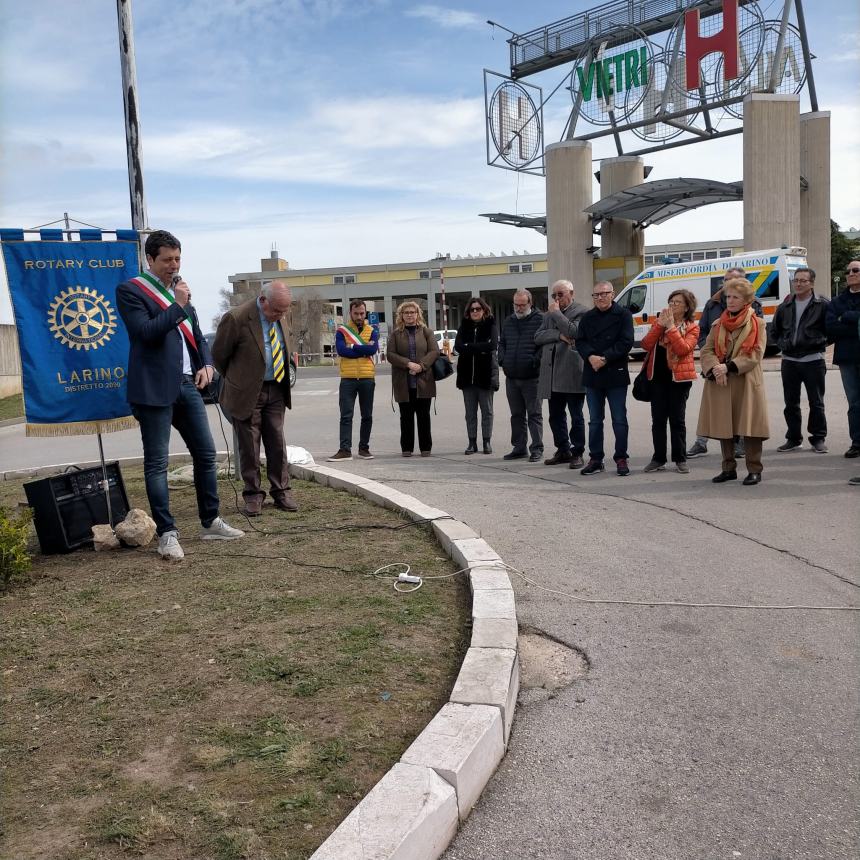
[
  {"xmin": 114, "ymin": 509, "xmax": 156, "ymax": 547},
  {"xmin": 92, "ymin": 524, "xmax": 119, "ymax": 551}
]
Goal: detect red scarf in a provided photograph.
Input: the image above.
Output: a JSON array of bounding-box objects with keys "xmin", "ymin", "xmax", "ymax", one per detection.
[{"xmin": 712, "ymin": 305, "xmax": 759, "ymax": 362}]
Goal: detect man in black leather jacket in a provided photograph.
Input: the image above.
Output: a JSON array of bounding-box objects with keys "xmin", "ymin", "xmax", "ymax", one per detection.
[{"xmin": 770, "ymin": 267, "xmax": 830, "ymax": 453}]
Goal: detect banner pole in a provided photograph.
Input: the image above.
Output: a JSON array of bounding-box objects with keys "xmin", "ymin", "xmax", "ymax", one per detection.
[
  {"xmin": 96, "ymin": 431, "xmax": 115, "ymax": 528},
  {"xmin": 116, "ymin": 0, "xmax": 149, "ymax": 241}
]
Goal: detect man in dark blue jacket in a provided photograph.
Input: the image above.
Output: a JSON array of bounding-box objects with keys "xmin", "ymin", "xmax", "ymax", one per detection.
[
  {"xmin": 498, "ymin": 290, "xmax": 544, "ymax": 461},
  {"xmin": 826, "ymin": 260, "xmax": 860, "ymax": 458},
  {"xmin": 116, "ymin": 230, "xmax": 244, "ymax": 561},
  {"xmin": 576, "ymin": 282, "xmax": 634, "ymax": 476}
]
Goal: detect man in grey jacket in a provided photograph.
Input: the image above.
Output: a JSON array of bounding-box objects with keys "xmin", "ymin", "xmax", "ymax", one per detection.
[{"xmin": 535, "ymin": 279, "xmax": 589, "ymax": 467}]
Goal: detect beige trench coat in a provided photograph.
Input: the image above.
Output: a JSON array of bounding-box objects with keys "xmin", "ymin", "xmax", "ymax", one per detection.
[{"xmin": 696, "ymin": 315, "xmax": 769, "ymax": 440}]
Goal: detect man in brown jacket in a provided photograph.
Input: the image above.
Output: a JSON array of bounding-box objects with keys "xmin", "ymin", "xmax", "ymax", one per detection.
[{"xmin": 212, "ymin": 281, "xmax": 297, "ymax": 515}]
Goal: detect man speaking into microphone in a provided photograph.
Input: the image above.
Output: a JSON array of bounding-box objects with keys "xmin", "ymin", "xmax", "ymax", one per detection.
[{"xmin": 116, "ymin": 230, "xmax": 244, "ymax": 561}]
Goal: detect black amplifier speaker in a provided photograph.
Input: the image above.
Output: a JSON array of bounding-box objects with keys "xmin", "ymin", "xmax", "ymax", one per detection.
[{"xmin": 24, "ymin": 462, "xmax": 130, "ymax": 554}]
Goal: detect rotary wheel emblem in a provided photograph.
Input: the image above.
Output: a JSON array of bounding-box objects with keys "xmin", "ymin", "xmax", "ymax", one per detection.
[{"xmin": 48, "ymin": 286, "xmax": 117, "ymax": 350}]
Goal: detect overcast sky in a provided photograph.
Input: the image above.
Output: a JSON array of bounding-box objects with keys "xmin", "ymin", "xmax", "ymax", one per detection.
[{"xmin": 1, "ymin": 0, "xmax": 858, "ymax": 329}]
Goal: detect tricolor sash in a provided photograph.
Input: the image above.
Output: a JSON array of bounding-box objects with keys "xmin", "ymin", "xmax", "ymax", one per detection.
[
  {"xmin": 337, "ymin": 324, "xmax": 364, "ymax": 346},
  {"xmin": 130, "ymin": 272, "xmax": 198, "ymax": 353}
]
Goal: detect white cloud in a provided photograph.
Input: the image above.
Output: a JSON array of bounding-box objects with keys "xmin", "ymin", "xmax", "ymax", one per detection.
[
  {"xmin": 405, "ymin": 5, "xmax": 485, "ymax": 30},
  {"xmin": 0, "ymin": 95, "xmax": 487, "ymax": 195}
]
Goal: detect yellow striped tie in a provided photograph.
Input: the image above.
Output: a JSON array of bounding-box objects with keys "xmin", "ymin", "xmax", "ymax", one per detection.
[{"xmin": 270, "ymin": 323, "xmax": 285, "ymax": 382}]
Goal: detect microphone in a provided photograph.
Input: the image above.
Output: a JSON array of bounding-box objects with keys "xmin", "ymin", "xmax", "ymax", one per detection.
[{"xmin": 171, "ymin": 274, "xmax": 181, "ymax": 288}]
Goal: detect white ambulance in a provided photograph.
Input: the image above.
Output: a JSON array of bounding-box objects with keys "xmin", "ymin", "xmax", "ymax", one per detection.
[{"xmin": 614, "ymin": 247, "xmax": 808, "ymax": 353}]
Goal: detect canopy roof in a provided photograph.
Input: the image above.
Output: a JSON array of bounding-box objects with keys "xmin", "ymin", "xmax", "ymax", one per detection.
[
  {"xmin": 481, "ymin": 177, "xmax": 744, "ymax": 234},
  {"xmin": 585, "ymin": 178, "xmax": 743, "ymax": 228}
]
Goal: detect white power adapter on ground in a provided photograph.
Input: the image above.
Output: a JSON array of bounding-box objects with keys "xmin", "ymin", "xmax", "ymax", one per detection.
[{"xmin": 398, "ymin": 573, "xmax": 422, "ymax": 584}]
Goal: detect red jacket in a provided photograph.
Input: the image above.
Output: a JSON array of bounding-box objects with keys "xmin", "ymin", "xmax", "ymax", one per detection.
[{"xmin": 641, "ymin": 320, "xmax": 700, "ymax": 382}]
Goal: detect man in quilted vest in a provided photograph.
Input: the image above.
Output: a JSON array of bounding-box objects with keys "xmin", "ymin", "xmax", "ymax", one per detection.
[{"xmin": 328, "ymin": 300, "xmax": 379, "ymax": 461}]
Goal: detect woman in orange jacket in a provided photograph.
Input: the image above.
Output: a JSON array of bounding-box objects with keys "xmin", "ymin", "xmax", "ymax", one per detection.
[{"xmin": 640, "ymin": 289, "xmax": 700, "ymax": 473}]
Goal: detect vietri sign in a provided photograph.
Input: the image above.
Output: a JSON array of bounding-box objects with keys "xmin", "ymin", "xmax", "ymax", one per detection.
[{"xmin": 576, "ymin": 47, "xmax": 649, "ymax": 102}]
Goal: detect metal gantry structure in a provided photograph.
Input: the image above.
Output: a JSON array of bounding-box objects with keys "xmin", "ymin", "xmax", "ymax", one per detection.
[{"xmin": 485, "ymin": 0, "xmax": 818, "ymax": 171}]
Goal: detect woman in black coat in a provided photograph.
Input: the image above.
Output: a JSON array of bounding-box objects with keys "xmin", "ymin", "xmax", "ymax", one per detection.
[{"xmin": 454, "ymin": 297, "xmax": 498, "ymax": 454}]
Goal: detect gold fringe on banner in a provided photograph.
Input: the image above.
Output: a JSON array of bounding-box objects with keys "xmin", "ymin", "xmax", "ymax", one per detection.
[{"xmin": 25, "ymin": 415, "xmax": 139, "ymax": 438}]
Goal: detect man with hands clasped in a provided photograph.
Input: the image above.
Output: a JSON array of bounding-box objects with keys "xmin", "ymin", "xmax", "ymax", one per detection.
[
  {"xmin": 535, "ymin": 279, "xmax": 588, "ymax": 468},
  {"xmin": 575, "ymin": 282, "xmax": 635, "ymax": 476}
]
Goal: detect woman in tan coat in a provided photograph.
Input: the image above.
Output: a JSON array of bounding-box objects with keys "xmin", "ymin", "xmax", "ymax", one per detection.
[
  {"xmin": 697, "ymin": 277, "xmax": 769, "ymax": 485},
  {"xmin": 386, "ymin": 301, "xmax": 440, "ymax": 456}
]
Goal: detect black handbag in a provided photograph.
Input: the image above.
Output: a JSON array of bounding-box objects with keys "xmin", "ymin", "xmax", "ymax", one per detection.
[
  {"xmin": 432, "ymin": 354, "xmax": 454, "ymax": 381},
  {"xmin": 632, "ymin": 359, "xmax": 652, "ymax": 402}
]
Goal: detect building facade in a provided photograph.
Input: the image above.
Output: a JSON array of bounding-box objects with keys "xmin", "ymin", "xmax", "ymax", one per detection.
[{"xmin": 227, "ymin": 239, "xmax": 746, "ymax": 359}]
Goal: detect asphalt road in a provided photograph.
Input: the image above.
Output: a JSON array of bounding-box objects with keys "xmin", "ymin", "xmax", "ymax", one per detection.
[{"xmin": 2, "ymin": 363, "xmax": 858, "ymax": 859}]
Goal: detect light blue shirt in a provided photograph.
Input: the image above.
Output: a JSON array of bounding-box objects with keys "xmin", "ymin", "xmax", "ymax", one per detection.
[{"xmin": 257, "ymin": 298, "xmax": 284, "ymax": 381}]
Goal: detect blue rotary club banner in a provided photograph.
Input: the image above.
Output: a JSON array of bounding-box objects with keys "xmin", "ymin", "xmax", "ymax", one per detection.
[{"xmin": 1, "ymin": 236, "xmax": 140, "ymax": 436}]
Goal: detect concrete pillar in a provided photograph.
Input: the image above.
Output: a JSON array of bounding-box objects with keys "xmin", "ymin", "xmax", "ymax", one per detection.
[
  {"xmin": 799, "ymin": 111, "xmax": 831, "ymax": 297},
  {"xmin": 599, "ymin": 156, "xmax": 645, "ymax": 259},
  {"xmin": 383, "ymin": 294, "xmax": 394, "ymax": 330},
  {"xmin": 743, "ymin": 93, "xmax": 801, "ymax": 251},
  {"xmin": 545, "ymin": 140, "xmax": 594, "ymax": 302}
]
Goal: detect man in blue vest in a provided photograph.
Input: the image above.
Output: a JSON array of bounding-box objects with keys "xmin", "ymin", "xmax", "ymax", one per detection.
[{"xmin": 328, "ymin": 299, "xmax": 379, "ymax": 461}]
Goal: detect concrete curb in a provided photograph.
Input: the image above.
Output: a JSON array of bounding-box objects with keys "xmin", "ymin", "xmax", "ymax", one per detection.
[{"xmin": 292, "ymin": 463, "xmax": 519, "ymax": 860}]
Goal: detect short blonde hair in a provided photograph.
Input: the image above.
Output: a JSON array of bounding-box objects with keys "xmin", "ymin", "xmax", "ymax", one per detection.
[
  {"xmin": 394, "ymin": 301, "xmax": 426, "ymax": 330},
  {"xmin": 722, "ymin": 277, "xmax": 755, "ymax": 305}
]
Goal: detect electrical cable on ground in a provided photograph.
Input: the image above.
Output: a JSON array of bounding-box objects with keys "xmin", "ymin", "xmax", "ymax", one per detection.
[{"xmin": 490, "ymin": 560, "xmax": 860, "ymax": 612}]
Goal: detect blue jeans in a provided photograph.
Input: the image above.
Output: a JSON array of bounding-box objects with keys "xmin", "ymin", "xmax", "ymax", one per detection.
[
  {"xmin": 548, "ymin": 391, "xmax": 585, "ymax": 456},
  {"xmin": 131, "ymin": 379, "xmax": 219, "ymax": 535},
  {"xmin": 839, "ymin": 363, "xmax": 860, "ymax": 446},
  {"xmin": 339, "ymin": 378, "xmax": 375, "ymax": 451},
  {"xmin": 585, "ymin": 386, "xmax": 629, "ymax": 462}
]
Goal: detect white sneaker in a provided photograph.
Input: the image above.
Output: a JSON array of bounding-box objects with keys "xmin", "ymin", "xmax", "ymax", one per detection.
[
  {"xmin": 200, "ymin": 517, "xmax": 245, "ymax": 541},
  {"xmin": 157, "ymin": 530, "xmax": 184, "ymax": 561}
]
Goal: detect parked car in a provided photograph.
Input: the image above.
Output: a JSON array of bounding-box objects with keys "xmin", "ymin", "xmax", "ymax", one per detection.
[
  {"xmin": 202, "ymin": 332, "xmax": 297, "ymax": 404},
  {"xmin": 434, "ymin": 329, "xmax": 458, "ymax": 356}
]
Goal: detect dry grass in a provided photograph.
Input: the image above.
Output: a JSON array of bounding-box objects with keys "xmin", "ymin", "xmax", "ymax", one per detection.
[{"xmin": 0, "ymin": 467, "xmax": 470, "ymax": 860}]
